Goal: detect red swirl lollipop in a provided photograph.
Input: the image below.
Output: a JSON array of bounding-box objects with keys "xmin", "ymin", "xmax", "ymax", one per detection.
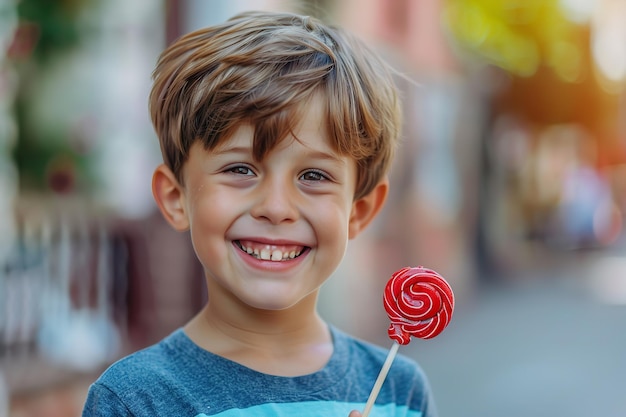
[
  {"xmin": 362, "ymin": 266, "xmax": 455, "ymax": 417},
  {"xmin": 384, "ymin": 266, "xmax": 455, "ymax": 344}
]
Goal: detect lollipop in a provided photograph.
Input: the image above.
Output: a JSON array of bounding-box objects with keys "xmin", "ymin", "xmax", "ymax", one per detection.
[
  {"xmin": 362, "ymin": 266, "xmax": 455, "ymax": 417},
  {"xmin": 384, "ymin": 266, "xmax": 455, "ymax": 343}
]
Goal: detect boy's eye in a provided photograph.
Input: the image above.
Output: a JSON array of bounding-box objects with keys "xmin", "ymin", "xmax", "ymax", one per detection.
[
  {"xmin": 300, "ymin": 170, "xmax": 328, "ymax": 181},
  {"xmin": 226, "ymin": 165, "xmax": 254, "ymax": 176}
]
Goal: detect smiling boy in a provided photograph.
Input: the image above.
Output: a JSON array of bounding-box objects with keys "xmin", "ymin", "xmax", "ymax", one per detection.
[{"xmin": 83, "ymin": 10, "xmax": 437, "ymax": 417}]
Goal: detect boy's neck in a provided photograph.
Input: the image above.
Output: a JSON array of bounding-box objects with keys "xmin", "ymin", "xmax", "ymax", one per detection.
[{"xmin": 183, "ymin": 293, "xmax": 333, "ymax": 376}]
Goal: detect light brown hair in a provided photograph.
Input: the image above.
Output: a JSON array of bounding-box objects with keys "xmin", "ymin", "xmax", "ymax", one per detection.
[{"xmin": 149, "ymin": 10, "xmax": 401, "ymax": 200}]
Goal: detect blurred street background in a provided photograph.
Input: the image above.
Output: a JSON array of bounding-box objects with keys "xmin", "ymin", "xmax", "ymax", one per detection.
[{"xmin": 1, "ymin": 0, "xmax": 626, "ymax": 416}]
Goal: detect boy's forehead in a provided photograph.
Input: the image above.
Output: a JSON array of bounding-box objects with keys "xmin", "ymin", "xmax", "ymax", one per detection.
[{"xmin": 214, "ymin": 94, "xmax": 338, "ymax": 156}]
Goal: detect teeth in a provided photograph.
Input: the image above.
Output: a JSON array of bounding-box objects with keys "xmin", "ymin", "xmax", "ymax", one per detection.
[{"xmin": 238, "ymin": 241, "xmax": 302, "ymax": 262}]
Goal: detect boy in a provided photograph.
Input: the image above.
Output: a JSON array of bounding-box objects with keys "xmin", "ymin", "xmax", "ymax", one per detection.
[{"xmin": 83, "ymin": 10, "xmax": 437, "ymax": 417}]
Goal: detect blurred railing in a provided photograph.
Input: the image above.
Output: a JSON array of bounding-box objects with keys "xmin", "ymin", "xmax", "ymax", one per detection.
[{"xmin": 0, "ymin": 196, "xmax": 125, "ymax": 394}]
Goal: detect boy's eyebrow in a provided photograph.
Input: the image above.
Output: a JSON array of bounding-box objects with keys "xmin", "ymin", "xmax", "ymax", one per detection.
[
  {"xmin": 304, "ymin": 150, "xmax": 347, "ymax": 166},
  {"xmin": 212, "ymin": 145, "xmax": 251, "ymax": 155},
  {"xmin": 213, "ymin": 145, "xmax": 347, "ymax": 165}
]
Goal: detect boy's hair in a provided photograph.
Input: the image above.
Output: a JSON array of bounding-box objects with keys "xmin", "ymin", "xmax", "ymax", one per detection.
[{"xmin": 149, "ymin": 10, "xmax": 401, "ymax": 200}]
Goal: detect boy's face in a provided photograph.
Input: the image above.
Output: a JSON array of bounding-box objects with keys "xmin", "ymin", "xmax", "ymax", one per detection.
[{"xmin": 154, "ymin": 95, "xmax": 387, "ymax": 312}]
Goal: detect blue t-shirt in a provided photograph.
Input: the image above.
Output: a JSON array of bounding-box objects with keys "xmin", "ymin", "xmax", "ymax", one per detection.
[{"xmin": 82, "ymin": 326, "xmax": 437, "ymax": 416}]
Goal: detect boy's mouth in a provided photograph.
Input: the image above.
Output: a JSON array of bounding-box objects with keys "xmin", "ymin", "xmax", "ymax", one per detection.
[{"xmin": 235, "ymin": 240, "xmax": 307, "ymax": 262}]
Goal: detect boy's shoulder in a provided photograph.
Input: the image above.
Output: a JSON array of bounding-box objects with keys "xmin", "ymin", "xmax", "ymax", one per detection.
[
  {"xmin": 83, "ymin": 328, "xmax": 218, "ymax": 415},
  {"xmin": 92, "ymin": 328, "xmax": 193, "ymax": 388},
  {"xmin": 332, "ymin": 326, "xmax": 427, "ymax": 383}
]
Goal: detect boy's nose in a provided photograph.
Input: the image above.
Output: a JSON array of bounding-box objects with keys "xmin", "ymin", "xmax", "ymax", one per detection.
[{"xmin": 250, "ymin": 177, "xmax": 299, "ymax": 224}]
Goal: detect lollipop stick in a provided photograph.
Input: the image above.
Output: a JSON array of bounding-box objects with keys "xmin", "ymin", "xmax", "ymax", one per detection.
[{"xmin": 362, "ymin": 341, "xmax": 400, "ymax": 417}]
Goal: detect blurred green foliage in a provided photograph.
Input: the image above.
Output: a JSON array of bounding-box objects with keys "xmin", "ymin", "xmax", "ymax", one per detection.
[
  {"xmin": 17, "ymin": 0, "xmax": 84, "ymax": 62},
  {"xmin": 14, "ymin": 0, "xmax": 94, "ymax": 194}
]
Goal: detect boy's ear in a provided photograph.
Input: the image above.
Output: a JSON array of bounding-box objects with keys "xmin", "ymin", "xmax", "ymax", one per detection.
[
  {"xmin": 152, "ymin": 164, "xmax": 190, "ymax": 231},
  {"xmin": 348, "ymin": 179, "xmax": 389, "ymax": 239}
]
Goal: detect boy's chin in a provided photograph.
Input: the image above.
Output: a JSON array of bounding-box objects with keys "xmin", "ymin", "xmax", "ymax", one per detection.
[{"xmin": 239, "ymin": 291, "xmax": 317, "ymax": 313}]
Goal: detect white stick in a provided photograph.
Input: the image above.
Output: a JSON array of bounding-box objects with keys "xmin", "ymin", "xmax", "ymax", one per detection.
[{"xmin": 362, "ymin": 341, "xmax": 400, "ymax": 417}]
